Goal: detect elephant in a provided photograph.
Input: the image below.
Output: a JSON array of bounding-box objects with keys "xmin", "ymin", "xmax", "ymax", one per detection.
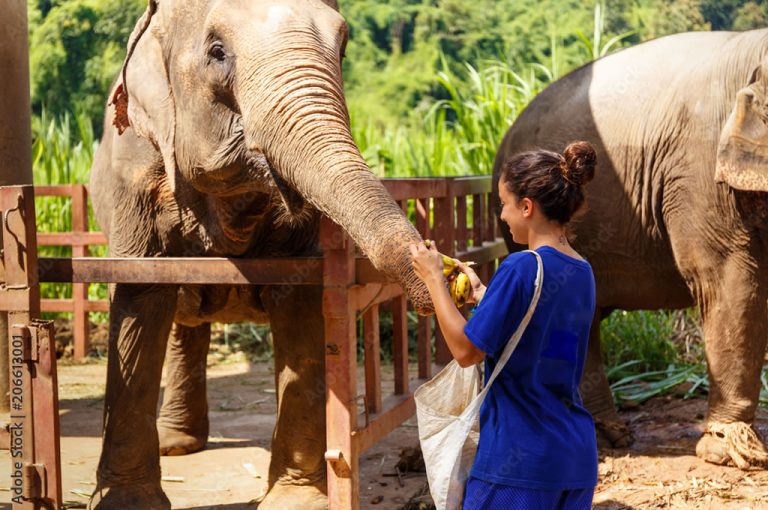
[
  {"xmin": 87, "ymin": 0, "xmax": 432, "ymax": 508},
  {"xmin": 493, "ymin": 28, "xmax": 768, "ymax": 469}
]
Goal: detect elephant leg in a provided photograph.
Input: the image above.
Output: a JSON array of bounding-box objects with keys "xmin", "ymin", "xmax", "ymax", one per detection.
[
  {"xmin": 89, "ymin": 284, "xmax": 178, "ymax": 510},
  {"xmin": 158, "ymin": 322, "xmax": 211, "ymax": 456},
  {"xmin": 695, "ymin": 261, "xmax": 768, "ymax": 469},
  {"xmin": 580, "ymin": 309, "xmax": 633, "ymax": 448},
  {"xmin": 259, "ymin": 284, "xmax": 327, "ymax": 510}
]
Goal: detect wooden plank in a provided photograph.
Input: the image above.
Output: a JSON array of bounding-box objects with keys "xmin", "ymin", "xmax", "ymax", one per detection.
[
  {"xmin": 321, "ymin": 218, "xmax": 359, "ymax": 510},
  {"xmin": 33, "ymin": 186, "xmax": 72, "ymax": 197},
  {"xmin": 71, "ymin": 185, "xmax": 90, "ymax": 360},
  {"xmin": 381, "ymin": 178, "xmax": 448, "ymax": 201},
  {"xmin": 417, "ymin": 316, "xmax": 432, "ymax": 380},
  {"xmin": 455, "ymin": 240, "xmax": 508, "ymax": 266},
  {"xmin": 38, "ymin": 257, "xmax": 324, "ymax": 285},
  {"xmin": 392, "ymin": 295, "xmax": 409, "ymax": 395},
  {"xmin": 398, "ymin": 199, "xmax": 408, "ymax": 217},
  {"xmin": 351, "ymin": 378, "xmax": 429, "ymax": 453},
  {"xmin": 415, "ymin": 198, "xmax": 431, "ymax": 240},
  {"xmin": 363, "ymin": 305, "xmax": 382, "ymax": 414},
  {"xmin": 450, "ymin": 176, "xmax": 491, "ymax": 196},
  {"xmin": 41, "ymin": 299, "xmax": 109, "ymax": 313},
  {"xmin": 456, "ymin": 196, "xmax": 467, "ymax": 252},
  {"xmin": 37, "ymin": 232, "xmax": 107, "ymax": 246},
  {"xmin": 472, "ymin": 194, "xmax": 483, "ymax": 248},
  {"xmin": 354, "ymin": 258, "xmax": 389, "ymax": 285},
  {"xmin": 350, "ymin": 283, "xmax": 403, "ymax": 312},
  {"xmin": 486, "ymin": 191, "xmax": 496, "ymax": 242},
  {"xmin": 433, "ymin": 188, "xmax": 455, "ymax": 366}
]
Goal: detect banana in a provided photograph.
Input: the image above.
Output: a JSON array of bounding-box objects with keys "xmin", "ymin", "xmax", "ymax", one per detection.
[
  {"xmin": 423, "ymin": 240, "xmax": 475, "ymax": 306},
  {"xmin": 441, "ymin": 254, "xmax": 459, "ymax": 278},
  {"xmin": 423, "ymin": 240, "xmax": 469, "ymax": 278},
  {"xmin": 449, "ymin": 272, "xmax": 471, "ymax": 307}
]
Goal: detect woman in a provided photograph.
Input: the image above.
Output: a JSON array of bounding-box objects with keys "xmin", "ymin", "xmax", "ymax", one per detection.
[{"xmin": 410, "ymin": 141, "xmax": 598, "ymax": 509}]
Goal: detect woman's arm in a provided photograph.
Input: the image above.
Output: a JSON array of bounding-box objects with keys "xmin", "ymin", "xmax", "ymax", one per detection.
[{"xmin": 409, "ymin": 243, "xmax": 485, "ymax": 367}]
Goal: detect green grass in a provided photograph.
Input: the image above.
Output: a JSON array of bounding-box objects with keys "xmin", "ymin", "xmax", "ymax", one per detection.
[{"xmin": 32, "ymin": 109, "xmax": 108, "ymax": 317}]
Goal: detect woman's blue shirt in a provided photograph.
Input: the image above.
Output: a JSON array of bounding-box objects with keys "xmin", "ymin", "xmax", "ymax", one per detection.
[{"xmin": 464, "ymin": 246, "xmax": 598, "ymax": 490}]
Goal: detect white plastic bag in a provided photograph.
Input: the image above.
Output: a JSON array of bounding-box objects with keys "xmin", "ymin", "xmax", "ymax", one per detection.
[{"xmin": 414, "ymin": 250, "xmax": 543, "ymax": 510}]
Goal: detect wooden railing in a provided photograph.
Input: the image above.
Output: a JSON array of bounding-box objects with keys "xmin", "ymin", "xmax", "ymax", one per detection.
[
  {"xmin": 34, "ymin": 178, "xmax": 504, "ymax": 365},
  {"xmin": 10, "ymin": 176, "xmax": 506, "ymax": 509},
  {"xmin": 36, "ymin": 184, "xmax": 107, "ymax": 360}
]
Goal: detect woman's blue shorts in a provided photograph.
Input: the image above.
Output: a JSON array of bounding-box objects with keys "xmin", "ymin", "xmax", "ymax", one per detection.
[{"xmin": 462, "ymin": 476, "xmax": 594, "ymax": 510}]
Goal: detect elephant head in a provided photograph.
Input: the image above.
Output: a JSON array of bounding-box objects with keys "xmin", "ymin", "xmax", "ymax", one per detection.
[
  {"xmin": 716, "ymin": 63, "xmax": 768, "ymax": 194},
  {"xmin": 112, "ymin": 0, "xmax": 433, "ymax": 312}
]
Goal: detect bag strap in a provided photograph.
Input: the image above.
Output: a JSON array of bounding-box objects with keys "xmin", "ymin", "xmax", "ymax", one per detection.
[{"xmin": 472, "ymin": 250, "xmax": 543, "ymax": 404}]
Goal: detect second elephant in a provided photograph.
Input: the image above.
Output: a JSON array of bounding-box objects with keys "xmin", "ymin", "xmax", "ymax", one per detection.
[{"xmin": 494, "ymin": 29, "xmax": 768, "ymax": 468}]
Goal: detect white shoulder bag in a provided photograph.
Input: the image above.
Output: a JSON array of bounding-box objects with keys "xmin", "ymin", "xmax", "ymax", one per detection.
[{"xmin": 414, "ymin": 250, "xmax": 543, "ymax": 510}]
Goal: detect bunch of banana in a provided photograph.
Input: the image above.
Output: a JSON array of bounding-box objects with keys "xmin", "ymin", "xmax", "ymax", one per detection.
[
  {"xmin": 449, "ymin": 272, "xmax": 471, "ymax": 307},
  {"xmin": 424, "ymin": 240, "xmax": 473, "ymax": 307}
]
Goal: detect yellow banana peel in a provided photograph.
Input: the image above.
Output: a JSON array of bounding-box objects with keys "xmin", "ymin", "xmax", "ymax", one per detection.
[
  {"xmin": 449, "ymin": 272, "xmax": 471, "ymax": 307},
  {"xmin": 423, "ymin": 240, "xmax": 474, "ymax": 307}
]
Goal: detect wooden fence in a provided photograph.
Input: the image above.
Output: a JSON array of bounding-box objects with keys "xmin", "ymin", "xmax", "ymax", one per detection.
[{"xmin": 35, "ymin": 178, "xmax": 503, "ymax": 363}]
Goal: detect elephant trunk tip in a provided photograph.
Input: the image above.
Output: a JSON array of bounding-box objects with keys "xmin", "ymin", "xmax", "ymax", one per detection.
[{"xmin": 387, "ymin": 254, "xmax": 434, "ymax": 315}]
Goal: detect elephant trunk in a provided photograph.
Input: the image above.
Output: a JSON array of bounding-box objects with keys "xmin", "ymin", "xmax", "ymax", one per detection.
[{"xmin": 238, "ymin": 52, "xmax": 433, "ymax": 313}]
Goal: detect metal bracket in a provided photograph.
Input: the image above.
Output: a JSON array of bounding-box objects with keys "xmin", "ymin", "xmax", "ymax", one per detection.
[
  {"xmin": 3, "ymin": 195, "xmax": 23, "ymax": 250},
  {"xmin": 324, "ymin": 449, "xmax": 351, "ymax": 477}
]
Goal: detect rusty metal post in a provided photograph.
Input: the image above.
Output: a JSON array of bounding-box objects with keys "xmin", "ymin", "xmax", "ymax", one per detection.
[
  {"xmin": 321, "ymin": 216, "xmax": 359, "ymax": 510},
  {"xmin": 2, "ymin": 186, "xmax": 62, "ymax": 509},
  {"xmin": 0, "ymin": 1, "xmax": 33, "ymax": 187},
  {"xmin": 0, "ymin": 0, "xmax": 34, "ymax": 418}
]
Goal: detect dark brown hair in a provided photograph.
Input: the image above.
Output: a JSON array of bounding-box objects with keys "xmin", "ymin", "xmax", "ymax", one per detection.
[{"xmin": 500, "ymin": 141, "xmax": 596, "ymax": 224}]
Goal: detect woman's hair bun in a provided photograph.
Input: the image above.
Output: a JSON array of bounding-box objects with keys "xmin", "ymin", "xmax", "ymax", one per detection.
[{"xmin": 560, "ymin": 141, "xmax": 596, "ymax": 187}]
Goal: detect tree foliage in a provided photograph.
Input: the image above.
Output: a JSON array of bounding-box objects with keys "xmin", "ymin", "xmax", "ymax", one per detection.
[
  {"xmin": 26, "ymin": 0, "xmax": 765, "ymax": 131},
  {"xmin": 27, "ymin": 0, "xmax": 144, "ymax": 123}
]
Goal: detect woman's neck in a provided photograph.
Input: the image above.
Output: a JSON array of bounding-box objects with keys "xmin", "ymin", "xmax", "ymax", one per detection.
[{"xmin": 526, "ymin": 223, "xmax": 569, "ymax": 251}]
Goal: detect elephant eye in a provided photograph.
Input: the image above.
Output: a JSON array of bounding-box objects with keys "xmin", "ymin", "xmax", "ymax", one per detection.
[{"xmin": 209, "ymin": 42, "xmax": 227, "ymax": 62}]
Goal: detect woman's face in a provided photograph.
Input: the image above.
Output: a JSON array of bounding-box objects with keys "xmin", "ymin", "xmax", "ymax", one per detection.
[{"xmin": 498, "ymin": 178, "xmax": 529, "ymax": 244}]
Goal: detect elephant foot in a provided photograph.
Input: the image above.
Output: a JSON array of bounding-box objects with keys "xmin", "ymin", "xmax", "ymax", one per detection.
[
  {"xmin": 594, "ymin": 416, "xmax": 634, "ymax": 449},
  {"xmin": 696, "ymin": 422, "xmax": 768, "ymax": 470},
  {"xmin": 158, "ymin": 423, "xmax": 207, "ymax": 456},
  {"xmin": 88, "ymin": 482, "xmax": 170, "ymax": 510},
  {"xmin": 258, "ymin": 481, "xmax": 327, "ymax": 510}
]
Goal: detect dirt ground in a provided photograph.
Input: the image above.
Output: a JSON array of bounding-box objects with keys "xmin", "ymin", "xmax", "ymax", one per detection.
[{"xmin": 2, "ymin": 355, "xmax": 768, "ymax": 509}]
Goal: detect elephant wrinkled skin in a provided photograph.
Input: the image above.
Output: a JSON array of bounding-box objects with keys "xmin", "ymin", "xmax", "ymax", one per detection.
[
  {"xmin": 493, "ymin": 29, "xmax": 768, "ymax": 468},
  {"xmin": 88, "ymin": 1, "xmax": 432, "ymax": 508}
]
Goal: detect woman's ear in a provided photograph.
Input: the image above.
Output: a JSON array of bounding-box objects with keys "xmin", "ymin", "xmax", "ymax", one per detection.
[
  {"xmin": 110, "ymin": 0, "xmax": 178, "ymax": 192},
  {"xmin": 519, "ymin": 197, "xmax": 534, "ymax": 218}
]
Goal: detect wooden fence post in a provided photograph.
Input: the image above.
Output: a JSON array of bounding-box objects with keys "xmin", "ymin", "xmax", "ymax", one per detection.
[
  {"xmin": 71, "ymin": 185, "xmax": 90, "ymax": 360},
  {"xmin": 321, "ymin": 217, "xmax": 359, "ymax": 510},
  {"xmin": 432, "ymin": 180, "xmax": 455, "ymax": 365}
]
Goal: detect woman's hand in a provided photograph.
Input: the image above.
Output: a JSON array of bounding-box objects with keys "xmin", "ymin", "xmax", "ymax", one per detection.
[
  {"xmin": 409, "ymin": 241, "xmax": 444, "ymax": 287},
  {"xmin": 455, "ymin": 260, "xmax": 486, "ymax": 304}
]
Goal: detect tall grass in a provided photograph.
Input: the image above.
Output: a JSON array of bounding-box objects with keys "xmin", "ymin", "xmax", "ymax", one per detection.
[
  {"xmin": 32, "ymin": 110, "xmax": 107, "ymax": 310},
  {"xmin": 352, "ymin": 57, "xmax": 553, "ymax": 177}
]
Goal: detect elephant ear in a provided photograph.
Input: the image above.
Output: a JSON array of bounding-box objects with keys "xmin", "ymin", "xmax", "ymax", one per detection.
[
  {"xmin": 110, "ymin": 0, "xmax": 178, "ymax": 192},
  {"xmin": 715, "ymin": 65, "xmax": 768, "ymax": 191}
]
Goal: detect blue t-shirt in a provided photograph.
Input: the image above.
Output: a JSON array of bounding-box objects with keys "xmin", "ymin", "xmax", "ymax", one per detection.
[{"xmin": 464, "ymin": 246, "xmax": 598, "ymax": 490}]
